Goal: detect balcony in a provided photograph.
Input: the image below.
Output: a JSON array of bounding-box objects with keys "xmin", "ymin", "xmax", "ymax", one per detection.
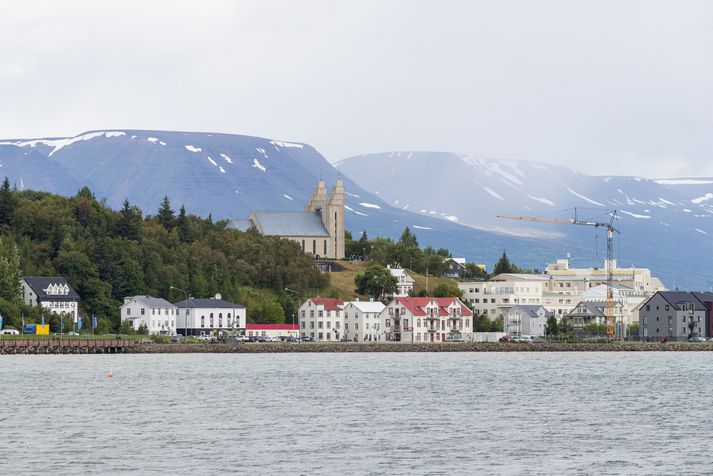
[
  {"xmin": 392, "ymin": 326, "xmax": 401, "ymax": 333},
  {"xmin": 425, "ymin": 315, "xmax": 439, "ymax": 321},
  {"xmin": 427, "ymin": 327, "xmax": 439, "ymax": 332}
]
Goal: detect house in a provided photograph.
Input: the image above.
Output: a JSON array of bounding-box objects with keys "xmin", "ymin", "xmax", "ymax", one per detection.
[
  {"xmin": 342, "ymin": 299, "xmax": 386, "ymax": 342},
  {"xmin": 564, "ymin": 301, "xmax": 624, "ymax": 333},
  {"xmin": 230, "ymin": 178, "xmax": 345, "ymax": 259},
  {"xmin": 246, "ymin": 323, "xmax": 299, "ymax": 339},
  {"xmin": 298, "ymin": 297, "xmax": 344, "ymax": 341},
  {"xmin": 174, "ymin": 295, "xmax": 247, "ymax": 337},
  {"xmin": 503, "ymin": 305, "xmax": 551, "ymax": 337},
  {"xmin": 21, "ymin": 276, "xmax": 80, "ymax": 324},
  {"xmin": 120, "ymin": 295, "xmax": 177, "ymax": 335},
  {"xmin": 386, "ymin": 265, "xmax": 415, "ymax": 297},
  {"xmin": 443, "ymin": 258, "xmax": 466, "ymax": 279},
  {"xmin": 638, "ymin": 291, "xmax": 713, "ymax": 341},
  {"xmin": 381, "ymin": 297, "xmax": 473, "ymax": 343}
]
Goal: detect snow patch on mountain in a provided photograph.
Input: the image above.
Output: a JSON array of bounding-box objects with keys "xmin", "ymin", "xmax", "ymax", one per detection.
[
  {"xmin": 345, "ymin": 192, "xmax": 360, "ymax": 198},
  {"xmin": 620, "ymin": 210, "xmax": 651, "ymax": 219},
  {"xmin": 283, "ymin": 194, "xmax": 293, "ymax": 201},
  {"xmin": 220, "ymin": 153, "xmax": 233, "ymax": 164},
  {"xmin": 692, "ymin": 193, "xmax": 713, "ymax": 204},
  {"xmin": 564, "ymin": 186, "xmax": 604, "ymax": 206},
  {"xmin": 345, "ymin": 204, "xmax": 368, "ymax": 216},
  {"xmin": 207, "ymin": 157, "xmax": 217, "ymax": 167},
  {"xmin": 219, "ymin": 166, "xmax": 226, "ymax": 174},
  {"xmin": 185, "ymin": 145, "xmax": 202, "ymax": 153},
  {"xmin": 527, "ymin": 194, "xmax": 555, "ymax": 206},
  {"xmin": 360, "ymin": 202, "xmax": 381, "ymax": 209},
  {"xmin": 269, "ymin": 140, "xmax": 303, "ymax": 149},
  {"xmin": 482, "ymin": 186, "xmax": 504, "ymax": 200},
  {"xmin": 147, "ymin": 137, "xmax": 158, "ymax": 143},
  {"xmin": 413, "ymin": 225, "xmax": 432, "ymax": 230},
  {"xmin": 695, "ymin": 228, "xmax": 708, "ymax": 235},
  {"xmin": 655, "ymin": 178, "xmax": 713, "ymax": 185},
  {"xmin": 252, "ymin": 158, "xmax": 266, "ymax": 172},
  {"xmin": 0, "ymin": 131, "xmax": 126, "ymax": 157}
]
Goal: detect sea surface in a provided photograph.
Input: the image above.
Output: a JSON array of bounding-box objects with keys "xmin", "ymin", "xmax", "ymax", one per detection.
[{"xmin": 1, "ymin": 352, "xmax": 712, "ymax": 475}]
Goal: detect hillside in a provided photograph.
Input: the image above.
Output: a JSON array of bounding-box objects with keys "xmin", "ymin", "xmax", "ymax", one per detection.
[
  {"xmin": 337, "ymin": 152, "xmax": 713, "ymax": 290},
  {"xmin": 326, "ymin": 261, "xmax": 456, "ymax": 300}
]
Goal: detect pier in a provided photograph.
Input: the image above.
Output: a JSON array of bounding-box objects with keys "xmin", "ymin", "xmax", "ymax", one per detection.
[{"xmin": 0, "ymin": 338, "xmax": 137, "ymax": 354}]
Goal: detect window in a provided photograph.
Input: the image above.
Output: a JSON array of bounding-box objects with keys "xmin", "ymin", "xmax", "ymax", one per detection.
[
  {"xmin": 336, "ymin": 322, "xmax": 340, "ymax": 329},
  {"xmin": 355, "ymin": 323, "xmax": 359, "ymax": 330},
  {"xmin": 324, "ymin": 240, "xmax": 327, "ymax": 256},
  {"xmin": 366, "ymin": 323, "xmax": 369, "ymax": 329},
  {"xmin": 318, "ymin": 321, "xmax": 323, "ymax": 329},
  {"xmin": 127, "ymin": 308, "xmax": 131, "ymax": 316},
  {"xmin": 201, "ymin": 316, "xmax": 205, "ymax": 327},
  {"xmin": 313, "ymin": 240, "xmax": 316, "ymax": 255},
  {"xmin": 417, "ymin": 319, "xmax": 421, "ymax": 327},
  {"xmin": 326, "ymin": 321, "xmax": 331, "ymax": 329},
  {"xmin": 646, "ymin": 304, "xmax": 650, "ymax": 311},
  {"xmin": 318, "ymin": 332, "xmax": 323, "ymax": 340},
  {"xmin": 326, "ymin": 333, "xmax": 331, "ymax": 340},
  {"xmin": 404, "ymin": 319, "xmax": 408, "ymax": 328},
  {"xmin": 310, "ymin": 332, "xmax": 315, "ymax": 338},
  {"xmin": 345, "ymin": 323, "xmax": 349, "ymax": 330},
  {"xmin": 210, "ymin": 316, "xmax": 214, "ymax": 327},
  {"xmin": 310, "ymin": 322, "xmax": 314, "ymax": 329},
  {"xmin": 300, "ymin": 310, "xmax": 305, "ymax": 318},
  {"xmin": 301, "ymin": 240, "xmax": 305, "ymax": 252},
  {"xmin": 386, "ymin": 319, "xmax": 390, "ymax": 327},
  {"xmin": 301, "ymin": 322, "xmax": 305, "ymax": 329},
  {"xmin": 318, "ymin": 310, "xmax": 323, "ymax": 318},
  {"xmin": 141, "ymin": 308, "xmax": 145, "ymax": 315}
]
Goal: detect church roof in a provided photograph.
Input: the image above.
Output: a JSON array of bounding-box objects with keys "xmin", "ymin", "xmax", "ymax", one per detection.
[
  {"xmin": 251, "ymin": 211, "xmax": 329, "ymax": 237},
  {"xmin": 228, "ymin": 219, "xmax": 254, "ymax": 232}
]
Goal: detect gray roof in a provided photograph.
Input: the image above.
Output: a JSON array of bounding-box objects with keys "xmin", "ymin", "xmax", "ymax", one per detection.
[
  {"xmin": 228, "ymin": 219, "xmax": 254, "ymax": 232},
  {"xmin": 251, "ymin": 211, "xmax": 329, "ymax": 237},
  {"xmin": 174, "ymin": 298, "xmax": 246, "ymax": 309},
  {"xmin": 23, "ymin": 276, "xmax": 79, "ymax": 300},
  {"xmin": 657, "ymin": 291, "xmax": 713, "ymax": 311},
  {"xmin": 567, "ymin": 301, "xmax": 605, "ymax": 317},
  {"xmin": 511, "ymin": 305, "xmax": 552, "ymax": 318},
  {"xmin": 125, "ymin": 295, "xmax": 175, "ymax": 308}
]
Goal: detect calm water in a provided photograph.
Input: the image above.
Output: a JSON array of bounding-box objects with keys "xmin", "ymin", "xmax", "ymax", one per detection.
[{"xmin": 1, "ymin": 352, "xmax": 712, "ymax": 475}]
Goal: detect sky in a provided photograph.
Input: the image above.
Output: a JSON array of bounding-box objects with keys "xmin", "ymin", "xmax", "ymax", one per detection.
[{"xmin": 1, "ymin": 0, "xmax": 712, "ymax": 178}]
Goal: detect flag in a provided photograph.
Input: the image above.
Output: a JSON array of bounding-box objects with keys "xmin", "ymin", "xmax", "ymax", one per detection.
[
  {"xmin": 21, "ymin": 315, "xmax": 25, "ymax": 330},
  {"xmin": 77, "ymin": 316, "xmax": 82, "ymax": 330},
  {"xmin": 41, "ymin": 313, "xmax": 45, "ymax": 326},
  {"xmin": 92, "ymin": 315, "xmax": 97, "ymax": 329}
]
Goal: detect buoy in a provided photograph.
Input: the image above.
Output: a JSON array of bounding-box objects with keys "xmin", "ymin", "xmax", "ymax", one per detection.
[{"xmin": 107, "ymin": 373, "xmax": 113, "ymax": 378}]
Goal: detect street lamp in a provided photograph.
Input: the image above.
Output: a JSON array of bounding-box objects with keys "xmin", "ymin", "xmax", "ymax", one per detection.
[
  {"xmin": 170, "ymin": 286, "xmax": 191, "ymax": 337},
  {"xmin": 285, "ymin": 287, "xmax": 301, "ymax": 341}
]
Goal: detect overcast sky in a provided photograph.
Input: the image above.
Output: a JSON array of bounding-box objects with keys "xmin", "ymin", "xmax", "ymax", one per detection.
[{"xmin": 1, "ymin": 0, "xmax": 712, "ymax": 177}]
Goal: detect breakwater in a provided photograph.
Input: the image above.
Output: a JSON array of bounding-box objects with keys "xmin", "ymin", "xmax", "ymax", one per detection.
[
  {"xmin": 136, "ymin": 341, "xmax": 713, "ymax": 353},
  {"xmin": 3, "ymin": 340, "xmax": 713, "ymax": 354}
]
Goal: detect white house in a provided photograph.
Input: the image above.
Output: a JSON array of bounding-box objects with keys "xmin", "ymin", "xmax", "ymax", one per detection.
[
  {"xmin": 21, "ymin": 276, "xmax": 80, "ymax": 324},
  {"xmin": 387, "ymin": 265, "xmax": 415, "ymax": 297},
  {"xmin": 502, "ymin": 305, "xmax": 551, "ymax": 337},
  {"xmin": 381, "ymin": 297, "xmax": 473, "ymax": 343},
  {"xmin": 298, "ymin": 298, "xmax": 344, "ymax": 341},
  {"xmin": 342, "ymin": 299, "xmax": 386, "ymax": 342},
  {"xmin": 174, "ymin": 296, "xmax": 247, "ymax": 337},
  {"xmin": 120, "ymin": 295, "xmax": 177, "ymax": 335}
]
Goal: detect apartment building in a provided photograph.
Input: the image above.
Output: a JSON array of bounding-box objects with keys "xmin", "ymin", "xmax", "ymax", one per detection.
[
  {"xmin": 381, "ymin": 297, "xmax": 473, "ymax": 343},
  {"xmin": 458, "ymin": 274, "xmax": 546, "ymax": 318},
  {"xmin": 342, "ymin": 299, "xmax": 386, "ymax": 342},
  {"xmin": 638, "ymin": 291, "xmax": 713, "ymax": 341},
  {"xmin": 544, "ymin": 257, "xmax": 666, "ymax": 295},
  {"xmin": 298, "ymin": 298, "xmax": 344, "ymax": 341},
  {"xmin": 502, "ymin": 305, "xmax": 551, "ymax": 337}
]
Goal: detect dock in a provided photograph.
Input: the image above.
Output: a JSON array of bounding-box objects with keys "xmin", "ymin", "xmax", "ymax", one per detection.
[{"xmin": 0, "ymin": 338, "xmax": 136, "ymax": 354}]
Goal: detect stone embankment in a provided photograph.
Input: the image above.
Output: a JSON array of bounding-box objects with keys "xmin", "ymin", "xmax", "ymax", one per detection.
[{"xmin": 135, "ymin": 341, "xmax": 713, "ymax": 353}]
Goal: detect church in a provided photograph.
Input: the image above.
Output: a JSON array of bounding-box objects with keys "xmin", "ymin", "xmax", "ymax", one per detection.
[{"xmin": 232, "ymin": 178, "xmax": 345, "ymax": 260}]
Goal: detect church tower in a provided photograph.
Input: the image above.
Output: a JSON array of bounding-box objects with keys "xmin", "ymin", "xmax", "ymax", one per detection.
[
  {"xmin": 326, "ymin": 177, "xmax": 345, "ymax": 259},
  {"xmin": 305, "ymin": 178, "xmax": 328, "ymax": 216}
]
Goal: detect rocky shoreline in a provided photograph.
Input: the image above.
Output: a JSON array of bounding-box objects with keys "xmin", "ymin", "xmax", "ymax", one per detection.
[{"xmin": 134, "ymin": 341, "xmax": 713, "ymax": 353}]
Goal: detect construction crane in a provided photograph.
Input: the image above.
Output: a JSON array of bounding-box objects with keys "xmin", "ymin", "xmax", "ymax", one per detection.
[{"xmin": 497, "ymin": 209, "xmax": 620, "ymax": 338}]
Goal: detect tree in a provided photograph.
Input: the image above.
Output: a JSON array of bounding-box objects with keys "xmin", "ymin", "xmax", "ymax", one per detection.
[
  {"xmin": 399, "ymin": 226, "xmax": 419, "ymax": 248},
  {"xmin": 493, "ymin": 251, "xmax": 514, "ymax": 275},
  {"xmin": 157, "ymin": 196, "xmax": 175, "ymax": 230},
  {"xmin": 0, "ymin": 237, "xmax": 21, "ymax": 301},
  {"xmin": 177, "ymin": 205, "xmax": 191, "ymax": 242},
  {"xmin": 432, "ymin": 283, "xmax": 463, "ymax": 298},
  {"xmin": 0, "ymin": 177, "xmax": 17, "ymax": 226},
  {"xmin": 464, "ymin": 263, "xmax": 488, "ymax": 280},
  {"xmin": 253, "ymin": 302, "xmax": 285, "ymax": 324},
  {"xmin": 545, "ymin": 315, "xmax": 559, "ymax": 337},
  {"xmin": 354, "ymin": 264, "xmax": 397, "ymax": 298},
  {"xmin": 116, "ymin": 199, "xmax": 141, "ymax": 240}
]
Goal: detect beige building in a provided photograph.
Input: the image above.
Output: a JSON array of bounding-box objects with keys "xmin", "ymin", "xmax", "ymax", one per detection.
[
  {"xmin": 232, "ymin": 178, "xmax": 345, "ymax": 259},
  {"xmin": 543, "ymin": 257, "xmax": 666, "ymax": 294},
  {"xmin": 458, "ymin": 274, "xmax": 547, "ymax": 318}
]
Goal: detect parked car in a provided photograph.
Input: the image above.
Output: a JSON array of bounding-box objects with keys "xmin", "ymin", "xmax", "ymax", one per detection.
[
  {"xmin": 446, "ymin": 335, "xmax": 464, "ymax": 342},
  {"xmin": 689, "ymin": 336, "xmax": 707, "ymax": 342},
  {"xmin": 172, "ymin": 334, "xmax": 185, "ymax": 342},
  {"xmin": 499, "ymin": 335, "xmax": 510, "ymax": 342},
  {"xmin": 301, "ymin": 336, "xmax": 314, "ymax": 342},
  {"xmin": 67, "ymin": 331, "xmax": 80, "ymax": 336},
  {"xmin": 0, "ymin": 328, "xmax": 19, "ymax": 335}
]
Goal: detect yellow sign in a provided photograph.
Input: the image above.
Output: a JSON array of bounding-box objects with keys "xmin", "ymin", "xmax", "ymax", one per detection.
[{"xmin": 36, "ymin": 324, "xmax": 50, "ymax": 335}]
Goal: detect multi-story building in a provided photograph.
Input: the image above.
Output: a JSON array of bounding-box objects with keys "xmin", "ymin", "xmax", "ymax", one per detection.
[
  {"xmin": 342, "ymin": 299, "xmax": 386, "ymax": 342},
  {"xmin": 459, "ymin": 274, "xmax": 547, "ymax": 318},
  {"xmin": 386, "ymin": 266, "xmax": 415, "ymax": 297},
  {"xmin": 298, "ymin": 297, "xmax": 344, "ymax": 341},
  {"xmin": 502, "ymin": 305, "xmax": 551, "ymax": 337},
  {"xmin": 175, "ymin": 296, "xmax": 247, "ymax": 337},
  {"xmin": 21, "ymin": 276, "xmax": 80, "ymax": 324},
  {"xmin": 120, "ymin": 295, "xmax": 177, "ymax": 335},
  {"xmin": 564, "ymin": 301, "xmax": 624, "ymax": 332},
  {"xmin": 638, "ymin": 291, "xmax": 713, "ymax": 341},
  {"xmin": 544, "ymin": 257, "xmax": 666, "ymax": 294},
  {"xmin": 381, "ymin": 297, "xmax": 473, "ymax": 343}
]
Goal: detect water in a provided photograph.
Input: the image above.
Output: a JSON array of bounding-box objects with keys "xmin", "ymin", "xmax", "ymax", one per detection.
[{"xmin": 1, "ymin": 352, "xmax": 712, "ymax": 475}]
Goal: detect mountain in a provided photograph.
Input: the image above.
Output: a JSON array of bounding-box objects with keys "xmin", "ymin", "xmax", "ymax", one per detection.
[
  {"xmin": 337, "ymin": 152, "xmax": 713, "ymax": 290},
  {"xmin": 0, "ymin": 130, "xmax": 576, "ymax": 276}
]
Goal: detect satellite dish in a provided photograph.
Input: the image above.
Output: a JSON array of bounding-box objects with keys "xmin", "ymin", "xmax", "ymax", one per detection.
[{"xmin": 215, "ymin": 293, "xmax": 222, "ymax": 300}]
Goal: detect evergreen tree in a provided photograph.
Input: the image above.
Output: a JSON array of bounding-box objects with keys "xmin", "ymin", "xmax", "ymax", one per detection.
[
  {"xmin": 399, "ymin": 226, "xmax": 419, "ymax": 248},
  {"xmin": 545, "ymin": 315, "xmax": 559, "ymax": 337},
  {"xmin": 493, "ymin": 251, "xmax": 514, "ymax": 275},
  {"xmin": 0, "ymin": 237, "xmax": 21, "ymax": 301},
  {"xmin": 157, "ymin": 196, "xmax": 175, "ymax": 230},
  {"xmin": 116, "ymin": 199, "xmax": 141, "ymax": 240},
  {"xmin": 177, "ymin": 205, "xmax": 190, "ymax": 242},
  {"xmin": 0, "ymin": 177, "xmax": 17, "ymax": 226}
]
